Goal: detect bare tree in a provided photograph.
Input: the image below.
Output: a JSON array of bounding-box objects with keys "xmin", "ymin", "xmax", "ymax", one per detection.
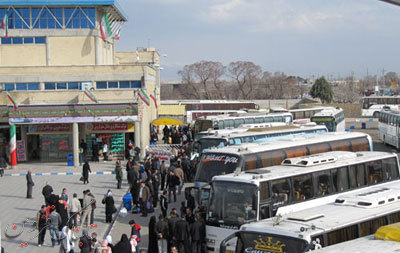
[
  {"xmin": 178, "ymin": 65, "xmax": 200, "ymax": 99},
  {"xmin": 333, "ymin": 76, "xmax": 362, "ymax": 103},
  {"xmin": 228, "ymin": 61, "xmax": 262, "ymax": 99},
  {"xmin": 208, "ymin": 62, "xmax": 226, "ymax": 99}
]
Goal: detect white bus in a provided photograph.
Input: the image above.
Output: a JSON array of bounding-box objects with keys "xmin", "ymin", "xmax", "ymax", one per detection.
[
  {"xmin": 362, "ymin": 96, "xmax": 400, "ymax": 118},
  {"xmin": 289, "ymin": 107, "xmax": 325, "ymax": 124},
  {"xmin": 310, "ymin": 107, "xmax": 345, "ymax": 132},
  {"xmin": 220, "ymin": 182, "xmax": 400, "ymax": 253},
  {"xmin": 379, "ymin": 109, "xmax": 400, "ymax": 149},
  {"xmin": 191, "ymin": 112, "xmax": 293, "ymax": 138},
  {"xmin": 206, "ymin": 151, "xmax": 399, "ymax": 252},
  {"xmin": 194, "ymin": 124, "xmax": 328, "ymax": 155},
  {"xmin": 194, "ymin": 132, "xmax": 373, "ymax": 188}
]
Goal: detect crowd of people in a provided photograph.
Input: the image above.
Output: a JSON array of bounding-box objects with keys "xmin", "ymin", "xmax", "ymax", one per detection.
[{"xmin": 21, "ymin": 124, "xmax": 204, "ymax": 253}]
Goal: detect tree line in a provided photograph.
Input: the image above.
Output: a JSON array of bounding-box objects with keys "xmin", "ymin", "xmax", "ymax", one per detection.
[{"xmin": 161, "ymin": 60, "xmax": 400, "ymax": 104}]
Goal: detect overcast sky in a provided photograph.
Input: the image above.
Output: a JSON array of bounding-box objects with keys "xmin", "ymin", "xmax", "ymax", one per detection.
[{"xmin": 115, "ymin": 0, "xmax": 400, "ymax": 81}]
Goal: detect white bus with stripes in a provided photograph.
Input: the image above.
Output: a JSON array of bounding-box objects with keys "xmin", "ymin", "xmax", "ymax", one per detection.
[
  {"xmin": 205, "ymin": 151, "xmax": 399, "ymax": 252},
  {"xmin": 220, "ymin": 180, "xmax": 400, "ymax": 253},
  {"xmin": 310, "ymin": 107, "xmax": 345, "ymax": 132},
  {"xmin": 362, "ymin": 96, "xmax": 400, "ymax": 118},
  {"xmin": 194, "ymin": 124, "xmax": 327, "ymax": 155},
  {"xmin": 194, "ymin": 132, "xmax": 373, "ymax": 188},
  {"xmin": 379, "ymin": 109, "xmax": 400, "ymax": 149}
]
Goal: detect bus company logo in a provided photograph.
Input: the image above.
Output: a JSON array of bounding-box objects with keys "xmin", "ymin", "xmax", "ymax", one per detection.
[
  {"xmin": 245, "ymin": 236, "xmax": 286, "ymax": 253},
  {"xmin": 203, "ymin": 155, "xmax": 238, "ymax": 164}
]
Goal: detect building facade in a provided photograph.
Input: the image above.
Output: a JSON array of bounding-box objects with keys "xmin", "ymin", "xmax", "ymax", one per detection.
[{"xmin": 0, "ymin": 0, "xmax": 159, "ymax": 167}]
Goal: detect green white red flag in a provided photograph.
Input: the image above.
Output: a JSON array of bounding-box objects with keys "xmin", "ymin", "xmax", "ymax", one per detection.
[
  {"xmin": 138, "ymin": 89, "xmax": 150, "ymax": 106},
  {"xmin": 149, "ymin": 90, "xmax": 158, "ymax": 109},
  {"xmin": 6, "ymin": 91, "xmax": 18, "ymax": 110},
  {"xmin": 84, "ymin": 88, "xmax": 98, "ymax": 103},
  {"xmin": 100, "ymin": 12, "xmax": 112, "ymax": 41},
  {"xmin": 2, "ymin": 13, "xmax": 8, "ymax": 38}
]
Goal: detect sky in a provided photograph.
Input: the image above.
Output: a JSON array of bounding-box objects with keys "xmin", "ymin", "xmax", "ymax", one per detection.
[{"xmin": 115, "ymin": 0, "xmax": 400, "ymax": 81}]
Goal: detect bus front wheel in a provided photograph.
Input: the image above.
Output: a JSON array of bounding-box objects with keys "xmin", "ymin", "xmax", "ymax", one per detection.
[{"xmin": 373, "ymin": 111, "xmax": 380, "ymax": 118}]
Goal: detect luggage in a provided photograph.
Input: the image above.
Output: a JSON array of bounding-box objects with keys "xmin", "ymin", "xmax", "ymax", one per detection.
[{"xmin": 123, "ymin": 193, "xmax": 132, "ymax": 211}]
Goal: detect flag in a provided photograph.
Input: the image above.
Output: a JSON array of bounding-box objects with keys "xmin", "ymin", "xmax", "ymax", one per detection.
[
  {"xmin": 2, "ymin": 13, "xmax": 8, "ymax": 38},
  {"xmin": 100, "ymin": 12, "xmax": 112, "ymax": 41},
  {"xmin": 6, "ymin": 91, "xmax": 18, "ymax": 110},
  {"xmin": 138, "ymin": 89, "xmax": 150, "ymax": 106},
  {"xmin": 84, "ymin": 88, "xmax": 98, "ymax": 103},
  {"xmin": 113, "ymin": 27, "xmax": 121, "ymax": 40},
  {"xmin": 150, "ymin": 90, "xmax": 158, "ymax": 109}
]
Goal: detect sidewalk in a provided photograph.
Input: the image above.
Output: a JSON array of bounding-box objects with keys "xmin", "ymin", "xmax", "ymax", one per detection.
[{"xmin": 3, "ymin": 160, "xmax": 119, "ymax": 175}]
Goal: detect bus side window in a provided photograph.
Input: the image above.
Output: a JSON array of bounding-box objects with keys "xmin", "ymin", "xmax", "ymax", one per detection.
[
  {"xmin": 264, "ymin": 117, "xmax": 273, "ymax": 123},
  {"xmin": 366, "ymin": 160, "xmax": 383, "ymax": 184},
  {"xmin": 357, "ymin": 163, "xmax": 367, "ymax": 187},
  {"xmin": 255, "ymin": 117, "xmax": 264, "ymax": 123},
  {"xmin": 244, "ymin": 155, "xmax": 258, "ymax": 170},
  {"xmin": 314, "ymin": 171, "xmax": 332, "ymax": 196},
  {"xmin": 308, "ymin": 142, "xmax": 330, "ymax": 154},
  {"xmin": 293, "ymin": 174, "xmax": 313, "ymax": 201},
  {"xmin": 259, "ymin": 205, "xmax": 270, "ymax": 219},
  {"xmin": 350, "ymin": 137, "xmax": 369, "ymax": 152},
  {"xmin": 331, "ymin": 167, "xmax": 349, "ymax": 192},
  {"xmin": 260, "ymin": 150, "xmax": 285, "ymax": 167},
  {"xmin": 235, "ymin": 118, "xmax": 245, "ymax": 128},
  {"xmin": 382, "ymin": 157, "xmax": 399, "ymax": 181},
  {"xmin": 245, "ymin": 118, "xmax": 254, "ymax": 124},
  {"xmin": 234, "ymin": 138, "xmax": 242, "ymax": 144},
  {"xmin": 327, "ymin": 225, "xmax": 358, "ymax": 246},
  {"xmin": 271, "ymin": 179, "xmax": 291, "ymax": 205},
  {"xmin": 218, "ymin": 120, "xmax": 224, "ymax": 129},
  {"xmin": 285, "ymin": 146, "xmax": 307, "ymax": 159},
  {"xmin": 348, "ymin": 165, "xmax": 357, "ymax": 189},
  {"xmin": 359, "ymin": 216, "xmax": 388, "ymax": 237},
  {"xmin": 330, "ymin": 140, "xmax": 351, "ymax": 151}
]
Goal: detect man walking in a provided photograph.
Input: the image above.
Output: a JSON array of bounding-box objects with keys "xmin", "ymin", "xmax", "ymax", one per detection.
[
  {"xmin": 174, "ymin": 165, "xmax": 184, "ymax": 195},
  {"xmin": 137, "ymin": 181, "xmax": 150, "ymax": 217},
  {"xmin": 68, "ymin": 193, "xmax": 81, "ymax": 227},
  {"xmin": 26, "ymin": 170, "xmax": 34, "ymax": 199},
  {"xmin": 166, "ymin": 171, "xmax": 179, "ymax": 203},
  {"xmin": 42, "ymin": 183, "xmax": 53, "ymax": 205},
  {"xmin": 160, "ymin": 160, "xmax": 167, "ymax": 190},
  {"xmin": 36, "ymin": 205, "xmax": 47, "ymax": 247},
  {"xmin": 48, "ymin": 209, "xmax": 61, "ymax": 247},
  {"xmin": 191, "ymin": 215, "xmax": 205, "ymax": 253},
  {"xmin": 115, "ymin": 160, "xmax": 123, "ymax": 189},
  {"xmin": 80, "ymin": 190, "xmax": 94, "ymax": 229},
  {"xmin": 174, "ymin": 215, "xmax": 190, "ymax": 253}
]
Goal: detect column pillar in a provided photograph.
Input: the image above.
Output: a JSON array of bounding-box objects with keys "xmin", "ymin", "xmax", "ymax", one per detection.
[
  {"xmin": 9, "ymin": 125, "xmax": 17, "ymax": 169},
  {"xmin": 134, "ymin": 121, "xmax": 141, "ymax": 156},
  {"xmin": 73, "ymin": 122, "xmax": 79, "ymax": 168}
]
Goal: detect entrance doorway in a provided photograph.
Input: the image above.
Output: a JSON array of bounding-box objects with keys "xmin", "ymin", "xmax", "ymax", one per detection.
[{"xmin": 27, "ymin": 135, "xmax": 40, "ymax": 161}]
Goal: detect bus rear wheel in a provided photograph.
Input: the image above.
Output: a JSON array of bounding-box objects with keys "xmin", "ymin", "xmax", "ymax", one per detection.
[{"xmin": 373, "ymin": 111, "xmax": 380, "ymax": 118}]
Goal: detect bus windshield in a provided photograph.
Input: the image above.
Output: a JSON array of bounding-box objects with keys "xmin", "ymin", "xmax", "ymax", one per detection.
[
  {"xmin": 208, "ymin": 182, "xmax": 257, "ymax": 227},
  {"xmin": 236, "ymin": 232, "xmax": 309, "ymax": 253},
  {"xmin": 311, "ymin": 117, "xmax": 335, "ymax": 132},
  {"xmin": 195, "ymin": 153, "xmax": 241, "ymax": 183},
  {"xmin": 197, "ymin": 138, "xmax": 227, "ymax": 153}
]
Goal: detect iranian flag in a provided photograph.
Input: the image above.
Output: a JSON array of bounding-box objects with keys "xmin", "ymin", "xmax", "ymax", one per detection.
[
  {"xmin": 2, "ymin": 13, "xmax": 8, "ymax": 38},
  {"xmin": 6, "ymin": 91, "xmax": 18, "ymax": 110},
  {"xmin": 149, "ymin": 90, "xmax": 158, "ymax": 109},
  {"xmin": 84, "ymin": 88, "xmax": 98, "ymax": 103},
  {"xmin": 138, "ymin": 89, "xmax": 150, "ymax": 106},
  {"xmin": 100, "ymin": 12, "xmax": 112, "ymax": 41}
]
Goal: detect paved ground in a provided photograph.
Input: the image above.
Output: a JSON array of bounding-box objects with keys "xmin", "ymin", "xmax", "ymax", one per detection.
[{"xmin": 0, "ymin": 173, "xmax": 127, "ymax": 253}]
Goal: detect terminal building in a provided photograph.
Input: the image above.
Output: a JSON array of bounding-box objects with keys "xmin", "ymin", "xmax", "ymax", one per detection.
[{"xmin": 0, "ymin": 0, "xmax": 160, "ymax": 167}]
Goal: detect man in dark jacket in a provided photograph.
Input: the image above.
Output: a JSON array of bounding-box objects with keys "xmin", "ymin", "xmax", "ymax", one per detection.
[
  {"xmin": 156, "ymin": 214, "xmax": 169, "ymax": 253},
  {"xmin": 190, "ymin": 215, "xmax": 205, "ymax": 253},
  {"xmin": 174, "ymin": 215, "xmax": 190, "ymax": 253},
  {"xmin": 137, "ymin": 181, "xmax": 151, "ymax": 217},
  {"xmin": 36, "ymin": 205, "xmax": 47, "ymax": 247},
  {"xmin": 26, "ymin": 170, "xmax": 34, "ymax": 199},
  {"xmin": 127, "ymin": 166, "xmax": 138, "ymax": 188},
  {"xmin": 167, "ymin": 208, "xmax": 179, "ymax": 248},
  {"xmin": 0, "ymin": 156, "xmax": 6, "ymax": 177},
  {"xmin": 166, "ymin": 171, "xmax": 179, "ymax": 203}
]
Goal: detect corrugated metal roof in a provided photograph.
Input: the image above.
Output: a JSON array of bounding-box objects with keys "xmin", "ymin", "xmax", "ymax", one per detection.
[
  {"xmin": 0, "ymin": 0, "xmax": 128, "ymax": 21},
  {"xmin": 158, "ymin": 105, "xmax": 185, "ymax": 116}
]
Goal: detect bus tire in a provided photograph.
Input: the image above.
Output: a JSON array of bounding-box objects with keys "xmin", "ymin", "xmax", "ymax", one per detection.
[{"xmin": 373, "ymin": 111, "xmax": 380, "ymax": 118}]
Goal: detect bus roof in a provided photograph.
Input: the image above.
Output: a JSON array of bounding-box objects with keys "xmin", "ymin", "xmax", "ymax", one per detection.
[
  {"xmin": 161, "ymin": 100, "xmax": 257, "ymax": 105},
  {"xmin": 362, "ymin": 96, "xmax": 400, "ymax": 99},
  {"xmin": 202, "ymin": 132, "xmax": 371, "ymax": 155},
  {"xmin": 311, "ymin": 107, "xmax": 343, "ymax": 117},
  {"xmin": 240, "ymin": 182, "xmax": 400, "ymax": 240},
  {"xmin": 197, "ymin": 112, "xmax": 291, "ymax": 120},
  {"xmin": 317, "ymin": 235, "xmax": 400, "ymax": 252},
  {"xmin": 199, "ymin": 124, "xmax": 327, "ymax": 141},
  {"xmin": 211, "ymin": 151, "xmax": 395, "ymax": 185}
]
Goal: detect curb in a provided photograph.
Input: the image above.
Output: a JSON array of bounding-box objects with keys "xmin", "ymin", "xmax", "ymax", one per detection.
[{"xmin": 2, "ymin": 171, "xmax": 117, "ymax": 177}]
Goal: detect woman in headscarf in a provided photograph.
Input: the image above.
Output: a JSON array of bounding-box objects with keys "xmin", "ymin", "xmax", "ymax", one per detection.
[
  {"xmin": 148, "ymin": 216, "xmax": 158, "ymax": 253},
  {"xmin": 56, "ymin": 197, "xmax": 69, "ymax": 231},
  {"xmin": 59, "ymin": 226, "xmax": 74, "ymax": 253},
  {"xmin": 102, "ymin": 189, "xmax": 115, "ymax": 223},
  {"xmin": 82, "ymin": 160, "xmax": 91, "ymax": 184},
  {"xmin": 101, "ymin": 238, "xmax": 112, "ymax": 253},
  {"xmin": 112, "ymin": 234, "xmax": 132, "ymax": 253},
  {"xmin": 79, "ymin": 229, "xmax": 92, "ymax": 253}
]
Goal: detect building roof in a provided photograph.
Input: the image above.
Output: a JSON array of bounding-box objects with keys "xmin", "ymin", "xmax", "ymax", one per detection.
[{"xmin": 0, "ymin": 0, "xmax": 128, "ymax": 21}]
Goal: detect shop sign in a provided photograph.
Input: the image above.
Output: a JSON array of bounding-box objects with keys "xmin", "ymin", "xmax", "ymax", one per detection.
[
  {"xmin": 86, "ymin": 122, "xmax": 134, "ymax": 132},
  {"xmin": 10, "ymin": 116, "xmax": 138, "ymax": 124},
  {"xmin": 28, "ymin": 124, "xmax": 71, "ymax": 133}
]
